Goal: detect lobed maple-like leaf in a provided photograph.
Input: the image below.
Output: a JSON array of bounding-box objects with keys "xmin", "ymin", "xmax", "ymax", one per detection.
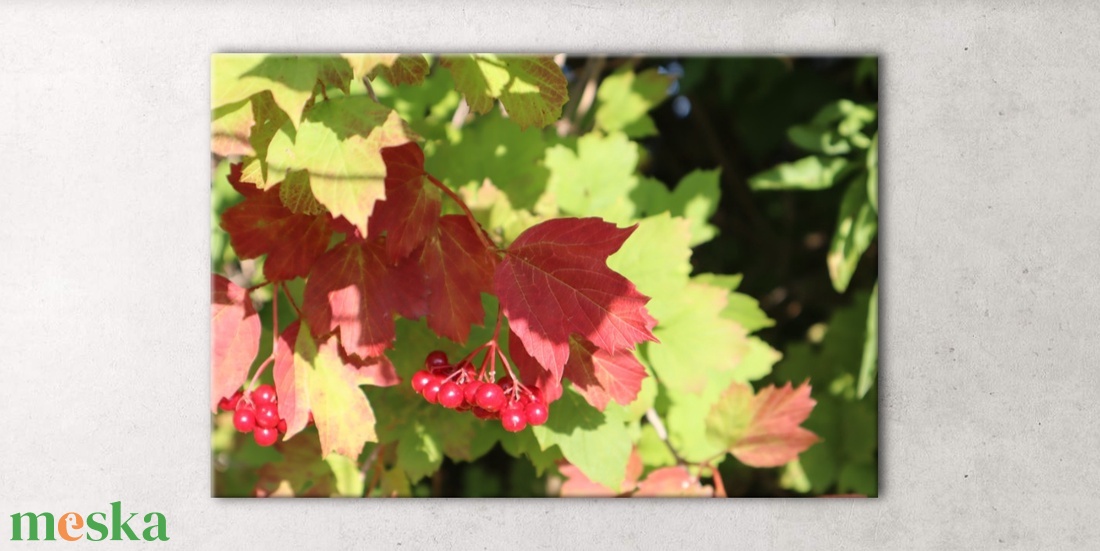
[
  {"xmin": 706, "ymin": 381, "xmax": 819, "ymax": 468},
  {"xmin": 368, "ymin": 143, "xmax": 441, "ymax": 262},
  {"xmin": 264, "ymin": 96, "xmax": 417, "ymax": 236},
  {"xmin": 562, "ymin": 336, "xmax": 646, "ymax": 411},
  {"xmin": 632, "ymin": 466, "xmax": 715, "ymax": 497},
  {"xmin": 273, "ymin": 321, "xmax": 310, "ymax": 438},
  {"xmin": 559, "ymin": 450, "xmax": 643, "ymax": 497},
  {"xmin": 415, "ymin": 216, "xmax": 497, "ymax": 343},
  {"xmin": 343, "ymin": 54, "xmax": 430, "ymax": 86},
  {"xmin": 219, "ymin": 177, "xmax": 332, "ymax": 281},
  {"xmin": 210, "ymin": 275, "xmax": 261, "ymax": 412},
  {"xmin": 212, "ymin": 54, "xmax": 353, "ymax": 128},
  {"xmin": 294, "ymin": 327, "xmax": 378, "ymax": 460},
  {"xmin": 495, "ymin": 217, "xmax": 657, "ymax": 377},
  {"xmin": 302, "ymin": 239, "xmax": 427, "ymax": 360},
  {"xmin": 440, "ymin": 55, "xmax": 568, "ymax": 130},
  {"xmin": 211, "ymin": 98, "xmax": 254, "ymax": 157}
]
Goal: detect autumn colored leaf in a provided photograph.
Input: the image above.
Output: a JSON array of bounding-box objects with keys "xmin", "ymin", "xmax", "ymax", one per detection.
[
  {"xmin": 211, "ymin": 54, "xmax": 353, "ymax": 128},
  {"xmin": 415, "ymin": 216, "xmax": 497, "ymax": 343},
  {"xmin": 440, "ymin": 55, "xmax": 568, "ymax": 129},
  {"xmin": 211, "ymin": 98, "xmax": 254, "ymax": 157},
  {"xmin": 226, "ymin": 161, "xmax": 262, "ymax": 198},
  {"xmin": 563, "ymin": 336, "xmax": 647, "ymax": 411},
  {"xmin": 254, "ymin": 432, "xmax": 337, "ymax": 497},
  {"xmin": 219, "ymin": 178, "xmax": 332, "ymax": 281},
  {"xmin": 706, "ymin": 381, "xmax": 819, "ymax": 468},
  {"xmin": 368, "ymin": 143, "xmax": 441, "ymax": 261},
  {"xmin": 495, "ymin": 217, "xmax": 657, "ymax": 376},
  {"xmin": 210, "ymin": 275, "xmax": 261, "ymax": 412},
  {"xmin": 344, "ymin": 353, "xmax": 401, "ymax": 388},
  {"xmin": 344, "ymin": 54, "xmax": 430, "ymax": 86},
  {"xmin": 302, "ymin": 239, "xmax": 427, "ymax": 360},
  {"xmin": 510, "ymin": 329, "xmax": 562, "ymax": 403},
  {"xmin": 274, "ymin": 321, "xmax": 310, "ymax": 438},
  {"xmin": 633, "ymin": 466, "xmax": 715, "ymax": 497},
  {"xmin": 559, "ymin": 449, "xmax": 643, "ymax": 497},
  {"xmin": 291, "ymin": 326, "xmax": 378, "ymax": 460},
  {"xmin": 264, "ymin": 96, "xmax": 417, "ymax": 235}
]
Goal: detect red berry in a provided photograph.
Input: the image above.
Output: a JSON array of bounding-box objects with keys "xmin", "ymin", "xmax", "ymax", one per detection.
[
  {"xmin": 411, "ymin": 370, "xmax": 434, "ymax": 392},
  {"xmin": 255, "ymin": 404, "xmax": 279, "ymax": 429},
  {"xmin": 277, "ymin": 419, "xmax": 287, "ymax": 434},
  {"xmin": 438, "ymin": 382, "xmax": 464, "ymax": 408},
  {"xmin": 456, "ymin": 403, "xmax": 471, "ymax": 412},
  {"xmin": 425, "ymin": 350, "xmax": 448, "ymax": 368},
  {"xmin": 254, "ymin": 426, "xmax": 278, "ymax": 447},
  {"xmin": 462, "ymin": 381, "xmax": 482, "ymax": 406},
  {"xmin": 233, "ymin": 405, "xmax": 256, "ymax": 433},
  {"xmin": 219, "ymin": 391, "xmax": 243, "ymax": 411},
  {"xmin": 472, "ymin": 406, "xmax": 498, "ymax": 420},
  {"xmin": 500, "ymin": 405, "xmax": 527, "ymax": 432},
  {"xmin": 475, "ymin": 383, "xmax": 505, "ymax": 412},
  {"xmin": 422, "ymin": 377, "xmax": 443, "ymax": 404},
  {"xmin": 252, "ymin": 384, "xmax": 277, "ymax": 407},
  {"xmin": 525, "ymin": 401, "xmax": 549, "ymax": 426}
]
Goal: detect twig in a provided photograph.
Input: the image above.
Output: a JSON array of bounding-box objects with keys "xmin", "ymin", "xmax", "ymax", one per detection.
[
  {"xmin": 706, "ymin": 462, "xmax": 728, "ymax": 498},
  {"xmin": 362, "ymin": 76, "xmax": 378, "ymax": 103},
  {"xmin": 451, "ymin": 98, "xmax": 470, "ymax": 128},
  {"xmin": 645, "ymin": 408, "xmax": 686, "ymax": 465},
  {"xmin": 425, "ymin": 174, "xmax": 497, "ymax": 254},
  {"xmin": 359, "ymin": 445, "xmax": 381, "ymax": 495}
]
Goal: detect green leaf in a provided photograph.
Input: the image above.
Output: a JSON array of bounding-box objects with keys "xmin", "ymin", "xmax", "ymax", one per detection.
[
  {"xmin": 646, "ymin": 282, "xmax": 749, "ymax": 394},
  {"xmin": 265, "ymin": 95, "xmax": 416, "ymax": 234},
  {"xmin": 729, "ymin": 337, "xmax": 781, "ymax": 384},
  {"xmin": 637, "ymin": 424, "xmax": 677, "ymax": 468},
  {"xmin": 394, "ymin": 419, "xmax": 443, "ymax": 482},
  {"xmin": 866, "ymin": 132, "xmax": 878, "ymax": 211},
  {"xmin": 692, "ymin": 272, "xmax": 743, "ymax": 291},
  {"xmin": 325, "ymin": 453, "xmax": 366, "ymax": 497},
  {"xmin": 749, "ymin": 155, "xmax": 848, "ymax": 191},
  {"xmin": 497, "ymin": 424, "xmax": 562, "ymax": 475},
  {"xmin": 440, "ymin": 55, "xmax": 568, "ymax": 130},
  {"xmin": 531, "ymin": 387, "xmax": 632, "ymax": 490},
  {"xmin": 594, "ymin": 67, "xmax": 673, "ymax": 138},
  {"xmin": 827, "ymin": 178, "xmax": 878, "ymax": 292},
  {"xmin": 212, "ymin": 54, "xmax": 353, "ymax": 127},
  {"xmin": 721, "ymin": 292, "xmax": 774, "ymax": 333},
  {"xmin": 788, "ymin": 124, "xmax": 851, "ymax": 155},
  {"xmin": 544, "ymin": 131, "xmax": 640, "ymax": 224},
  {"xmin": 631, "ymin": 170, "xmax": 722, "ymax": 247},
  {"xmin": 857, "ymin": 283, "xmax": 879, "ymax": 399},
  {"xmin": 427, "ymin": 111, "xmax": 551, "ymax": 211},
  {"xmin": 606, "ymin": 213, "xmax": 692, "ymax": 321}
]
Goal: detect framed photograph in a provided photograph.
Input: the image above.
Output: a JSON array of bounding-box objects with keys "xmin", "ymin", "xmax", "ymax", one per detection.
[{"xmin": 210, "ymin": 54, "xmax": 879, "ymax": 498}]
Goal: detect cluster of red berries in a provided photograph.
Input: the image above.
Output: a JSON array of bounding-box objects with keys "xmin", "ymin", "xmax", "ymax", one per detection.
[
  {"xmin": 218, "ymin": 384, "xmax": 299, "ymax": 447},
  {"xmin": 410, "ymin": 351, "xmax": 549, "ymax": 432}
]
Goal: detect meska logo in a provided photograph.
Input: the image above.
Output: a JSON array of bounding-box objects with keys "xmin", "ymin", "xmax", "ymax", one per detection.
[{"xmin": 9, "ymin": 502, "xmax": 168, "ymax": 542}]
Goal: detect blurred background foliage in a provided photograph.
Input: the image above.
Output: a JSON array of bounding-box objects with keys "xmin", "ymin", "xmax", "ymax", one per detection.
[{"xmin": 212, "ymin": 55, "xmax": 878, "ymax": 497}]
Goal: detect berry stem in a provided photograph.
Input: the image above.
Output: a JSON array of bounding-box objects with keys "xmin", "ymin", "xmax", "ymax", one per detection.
[
  {"xmin": 425, "ymin": 174, "xmax": 496, "ymax": 254},
  {"xmin": 245, "ymin": 284, "xmax": 279, "ymax": 395},
  {"xmin": 705, "ymin": 462, "xmax": 727, "ymax": 498}
]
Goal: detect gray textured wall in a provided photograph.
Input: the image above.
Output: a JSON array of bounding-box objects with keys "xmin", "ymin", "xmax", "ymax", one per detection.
[{"xmin": 1, "ymin": 1, "xmax": 1096, "ymax": 548}]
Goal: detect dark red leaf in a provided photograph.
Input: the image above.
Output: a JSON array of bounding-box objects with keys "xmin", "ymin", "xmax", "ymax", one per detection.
[
  {"xmin": 510, "ymin": 329, "xmax": 562, "ymax": 403},
  {"xmin": 494, "ymin": 217, "xmax": 657, "ymax": 375},
  {"xmin": 302, "ymin": 239, "xmax": 427, "ymax": 359},
  {"xmin": 415, "ymin": 216, "xmax": 497, "ymax": 343},
  {"xmin": 211, "ymin": 274, "xmax": 260, "ymax": 412},
  {"xmin": 563, "ymin": 336, "xmax": 646, "ymax": 411},
  {"xmin": 227, "ymin": 162, "xmax": 262, "ymax": 198},
  {"xmin": 369, "ymin": 143, "xmax": 441, "ymax": 261},
  {"xmin": 220, "ymin": 183, "xmax": 332, "ymax": 281}
]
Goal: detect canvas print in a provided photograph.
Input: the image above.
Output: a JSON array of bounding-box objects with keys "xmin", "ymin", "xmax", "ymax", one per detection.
[{"xmin": 210, "ymin": 54, "xmax": 879, "ymax": 497}]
